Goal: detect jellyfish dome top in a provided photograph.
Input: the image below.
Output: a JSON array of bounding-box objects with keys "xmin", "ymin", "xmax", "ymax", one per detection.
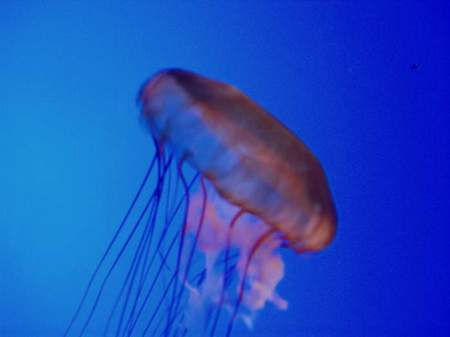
[{"xmin": 64, "ymin": 69, "xmax": 337, "ymax": 337}]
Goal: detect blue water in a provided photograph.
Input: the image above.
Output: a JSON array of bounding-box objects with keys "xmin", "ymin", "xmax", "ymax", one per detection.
[{"xmin": 1, "ymin": 1, "xmax": 449, "ymax": 337}]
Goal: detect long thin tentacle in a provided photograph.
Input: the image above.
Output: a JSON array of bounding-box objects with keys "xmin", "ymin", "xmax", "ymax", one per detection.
[
  {"xmin": 63, "ymin": 156, "xmax": 157, "ymax": 337},
  {"xmin": 209, "ymin": 209, "xmax": 245, "ymax": 337},
  {"xmin": 225, "ymin": 228, "xmax": 276, "ymax": 337}
]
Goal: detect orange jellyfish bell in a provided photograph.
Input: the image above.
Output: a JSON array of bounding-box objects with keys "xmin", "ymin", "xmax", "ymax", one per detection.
[{"xmin": 139, "ymin": 68, "xmax": 337, "ymax": 253}]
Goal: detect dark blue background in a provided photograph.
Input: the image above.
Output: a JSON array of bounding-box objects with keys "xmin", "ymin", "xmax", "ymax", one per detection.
[{"xmin": 1, "ymin": 1, "xmax": 449, "ymax": 336}]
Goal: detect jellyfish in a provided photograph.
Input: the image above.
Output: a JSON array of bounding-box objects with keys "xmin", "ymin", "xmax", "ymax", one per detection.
[{"xmin": 64, "ymin": 69, "xmax": 337, "ymax": 337}]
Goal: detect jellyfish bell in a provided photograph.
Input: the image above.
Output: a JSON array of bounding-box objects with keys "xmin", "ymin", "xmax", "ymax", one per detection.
[
  {"xmin": 64, "ymin": 68, "xmax": 337, "ymax": 337},
  {"xmin": 139, "ymin": 68, "xmax": 337, "ymax": 253}
]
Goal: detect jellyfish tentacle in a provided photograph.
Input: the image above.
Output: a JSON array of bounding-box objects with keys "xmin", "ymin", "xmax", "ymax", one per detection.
[
  {"xmin": 176, "ymin": 175, "xmax": 209, "ymax": 333},
  {"xmin": 119, "ymin": 154, "xmax": 172, "ymax": 336},
  {"xmin": 63, "ymin": 155, "xmax": 158, "ymax": 337},
  {"xmin": 117, "ymin": 198, "xmax": 163, "ymax": 336},
  {"xmin": 181, "ymin": 176, "xmax": 207, "ymax": 287},
  {"xmin": 163, "ymin": 158, "xmax": 191, "ymax": 336},
  {"xmin": 142, "ymin": 268, "xmax": 178, "ymax": 337},
  {"xmin": 209, "ymin": 209, "xmax": 245, "ymax": 337},
  {"xmin": 161, "ymin": 174, "xmax": 210, "ymax": 337},
  {"xmin": 102, "ymin": 178, "xmax": 164, "ymax": 337},
  {"xmin": 225, "ymin": 228, "xmax": 276, "ymax": 337},
  {"xmin": 78, "ymin": 183, "xmax": 156, "ymax": 336},
  {"xmin": 77, "ymin": 153, "xmax": 173, "ymax": 337},
  {"xmin": 126, "ymin": 170, "xmax": 200, "ymax": 336},
  {"xmin": 131, "ymin": 231, "xmax": 179, "ymax": 336}
]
